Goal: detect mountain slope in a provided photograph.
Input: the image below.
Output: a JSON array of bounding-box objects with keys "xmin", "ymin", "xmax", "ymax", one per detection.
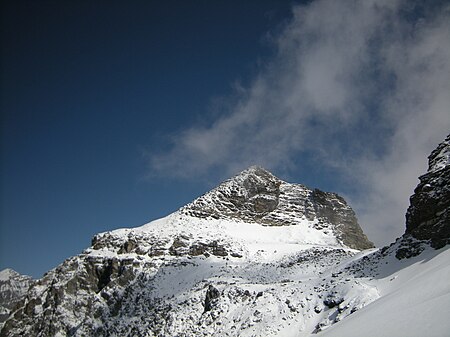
[
  {"xmin": 318, "ymin": 246, "xmax": 450, "ymax": 337},
  {"xmin": 1, "ymin": 135, "xmax": 449, "ymax": 337},
  {"xmin": 1, "ymin": 167, "xmax": 374, "ymax": 337}
]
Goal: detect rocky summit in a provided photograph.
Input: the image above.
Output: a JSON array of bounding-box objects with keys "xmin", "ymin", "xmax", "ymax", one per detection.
[
  {"xmin": 1, "ymin": 135, "xmax": 449, "ymax": 337},
  {"xmin": 182, "ymin": 166, "xmax": 373, "ymax": 250}
]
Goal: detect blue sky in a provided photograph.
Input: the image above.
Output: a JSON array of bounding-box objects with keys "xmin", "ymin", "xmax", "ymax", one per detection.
[{"xmin": 1, "ymin": 0, "xmax": 449, "ymax": 278}]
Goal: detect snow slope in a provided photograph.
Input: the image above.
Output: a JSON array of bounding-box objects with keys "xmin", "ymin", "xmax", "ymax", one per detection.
[
  {"xmin": 1, "ymin": 211, "xmax": 379, "ymax": 337},
  {"xmin": 318, "ymin": 246, "xmax": 450, "ymax": 337},
  {"xmin": 78, "ymin": 213, "xmax": 380, "ymax": 336}
]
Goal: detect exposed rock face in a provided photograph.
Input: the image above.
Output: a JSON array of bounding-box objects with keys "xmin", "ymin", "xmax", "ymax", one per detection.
[
  {"xmin": 182, "ymin": 166, "xmax": 373, "ymax": 250},
  {"xmin": 405, "ymin": 134, "xmax": 450, "ymax": 249},
  {"xmin": 0, "ymin": 269, "xmax": 33, "ymax": 330}
]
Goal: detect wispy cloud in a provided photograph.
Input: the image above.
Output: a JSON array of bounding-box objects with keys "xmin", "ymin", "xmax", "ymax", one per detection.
[{"xmin": 148, "ymin": 0, "xmax": 450, "ymax": 245}]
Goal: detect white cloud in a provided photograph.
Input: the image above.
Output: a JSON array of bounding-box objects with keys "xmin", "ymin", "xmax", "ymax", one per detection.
[{"xmin": 149, "ymin": 0, "xmax": 450, "ymax": 246}]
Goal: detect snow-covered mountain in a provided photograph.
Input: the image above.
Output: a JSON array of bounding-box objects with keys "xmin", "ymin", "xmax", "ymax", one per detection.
[
  {"xmin": 1, "ymin": 135, "xmax": 449, "ymax": 337},
  {"xmin": 0, "ymin": 269, "xmax": 33, "ymax": 330}
]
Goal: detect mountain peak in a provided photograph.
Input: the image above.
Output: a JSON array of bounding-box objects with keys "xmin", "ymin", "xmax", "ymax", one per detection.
[
  {"xmin": 233, "ymin": 165, "xmax": 277, "ymax": 178},
  {"xmin": 224, "ymin": 166, "xmax": 282, "ymax": 194},
  {"xmin": 0, "ymin": 269, "xmax": 16, "ymax": 282},
  {"xmin": 181, "ymin": 165, "xmax": 373, "ymax": 250},
  {"xmin": 0, "ymin": 269, "xmax": 33, "ymax": 330},
  {"xmin": 0, "ymin": 269, "xmax": 31, "ymax": 282}
]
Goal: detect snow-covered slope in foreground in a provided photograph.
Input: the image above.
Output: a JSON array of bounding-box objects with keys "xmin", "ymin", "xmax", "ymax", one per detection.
[{"xmin": 319, "ymin": 246, "xmax": 450, "ymax": 337}]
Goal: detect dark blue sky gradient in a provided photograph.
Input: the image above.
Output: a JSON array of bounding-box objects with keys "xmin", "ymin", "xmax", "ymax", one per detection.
[{"xmin": 1, "ymin": 1, "xmax": 301, "ymax": 277}]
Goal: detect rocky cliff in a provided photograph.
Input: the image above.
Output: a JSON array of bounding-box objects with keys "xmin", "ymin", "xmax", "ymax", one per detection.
[{"xmin": 405, "ymin": 134, "xmax": 450, "ymax": 248}]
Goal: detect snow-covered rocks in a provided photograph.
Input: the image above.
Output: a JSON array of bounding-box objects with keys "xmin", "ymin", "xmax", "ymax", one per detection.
[{"xmin": 0, "ymin": 269, "xmax": 33, "ymax": 330}]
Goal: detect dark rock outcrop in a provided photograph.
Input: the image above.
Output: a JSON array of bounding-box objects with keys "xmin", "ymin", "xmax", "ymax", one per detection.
[
  {"xmin": 405, "ymin": 134, "xmax": 450, "ymax": 249},
  {"xmin": 204, "ymin": 285, "xmax": 220, "ymax": 312}
]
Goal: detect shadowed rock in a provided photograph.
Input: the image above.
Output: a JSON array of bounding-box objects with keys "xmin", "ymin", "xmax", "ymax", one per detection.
[{"xmin": 405, "ymin": 134, "xmax": 450, "ymax": 249}]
